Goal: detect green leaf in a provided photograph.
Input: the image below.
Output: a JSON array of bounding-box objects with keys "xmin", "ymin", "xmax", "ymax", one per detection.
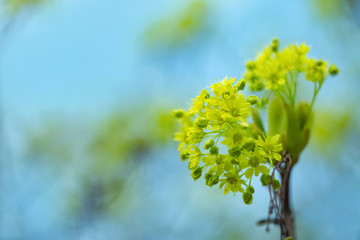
[
  {"xmin": 251, "ymin": 108, "xmax": 265, "ymax": 133},
  {"xmin": 268, "ymin": 97, "xmax": 286, "ymax": 135},
  {"xmin": 296, "ymin": 102, "xmax": 313, "ymax": 131},
  {"xmin": 283, "ymin": 103, "xmax": 301, "ymax": 163}
]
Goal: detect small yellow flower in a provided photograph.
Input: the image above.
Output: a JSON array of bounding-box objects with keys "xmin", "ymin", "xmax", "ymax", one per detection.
[{"xmin": 256, "ymin": 134, "xmax": 283, "ymax": 161}]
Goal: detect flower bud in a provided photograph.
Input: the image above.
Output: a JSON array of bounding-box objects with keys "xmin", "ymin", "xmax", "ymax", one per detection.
[
  {"xmin": 272, "ymin": 179, "xmax": 281, "ymax": 190},
  {"xmin": 316, "ymin": 59, "xmax": 324, "ymax": 66},
  {"xmin": 242, "ymin": 141, "xmax": 255, "ymax": 151},
  {"xmin": 209, "ymin": 146, "xmax": 219, "ymax": 155},
  {"xmin": 258, "ymin": 97, "xmax": 268, "ymax": 108},
  {"xmin": 260, "ymin": 174, "xmax": 271, "ymax": 186},
  {"xmin": 252, "ymin": 82, "xmax": 265, "ymax": 91},
  {"xmin": 271, "ymin": 38, "xmax": 279, "ymax": 52},
  {"xmin": 242, "ymin": 192, "xmax": 253, "ymax": 205},
  {"xmin": 240, "ymin": 122, "xmax": 249, "ymax": 129},
  {"xmin": 248, "ymin": 155, "xmax": 260, "ymax": 167},
  {"xmin": 203, "ymin": 139, "xmax": 214, "ymax": 149},
  {"xmin": 231, "ymin": 158, "xmax": 239, "ymax": 165},
  {"xmin": 172, "ymin": 109, "xmax": 185, "ymax": 119},
  {"xmin": 246, "ymin": 61, "xmax": 256, "ymax": 70},
  {"xmin": 228, "ymin": 146, "xmax": 241, "ymax": 158},
  {"xmin": 187, "ymin": 127, "xmax": 205, "ymax": 143},
  {"xmin": 328, "ymin": 65, "xmax": 339, "ymax": 75},
  {"xmin": 191, "ymin": 167, "xmax": 202, "ymax": 181},
  {"xmin": 236, "ymin": 79, "xmax": 247, "ymax": 91},
  {"xmin": 222, "ymin": 91, "xmax": 231, "ymax": 100},
  {"xmin": 195, "ymin": 117, "xmax": 208, "ymax": 128},
  {"xmin": 208, "ymin": 175, "xmax": 219, "ymax": 187},
  {"xmin": 215, "ymin": 155, "xmax": 223, "ymax": 164},
  {"xmin": 247, "ymin": 95, "xmax": 259, "ymax": 105},
  {"xmin": 200, "ymin": 89, "xmax": 210, "ymax": 99},
  {"xmin": 246, "ymin": 185, "xmax": 255, "ymax": 194},
  {"xmin": 180, "ymin": 150, "xmax": 190, "ymax": 161},
  {"xmin": 205, "ymin": 172, "xmax": 212, "ymax": 182}
]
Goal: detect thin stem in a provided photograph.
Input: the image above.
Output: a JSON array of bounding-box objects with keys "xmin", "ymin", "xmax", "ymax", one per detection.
[
  {"xmin": 292, "ymin": 72, "xmax": 298, "ymax": 107},
  {"xmin": 285, "ymin": 75, "xmax": 293, "ymax": 103},
  {"xmin": 309, "ymin": 80, "xmax": 323, "ymax": 109},
  {"xmin": 288, "ymin": 71, "xmax": 298, "ymax": 107}
]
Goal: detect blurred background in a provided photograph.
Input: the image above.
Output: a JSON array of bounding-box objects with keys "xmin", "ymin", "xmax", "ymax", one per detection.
[{"xmin": 0, "ymin": 0, "xmax": 360, "ymax": 239}]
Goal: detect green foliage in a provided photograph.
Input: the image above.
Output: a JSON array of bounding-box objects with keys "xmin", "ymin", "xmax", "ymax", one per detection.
[
  {"xmin": 268, "ymin": 97, "xmax": 286, "ymax": 136},
  {"xmin": 26, "ymin": 117, "xmax": 76, "ymax": 163},
  {"xmin": 144, "ymin": 0, "xmax": 208, "ymax": 48},
  {"xmin": 26, "ymin": 106, "xmax": 177, "ymax": 218},
  {"xmin": 313, "ymin": 0, "xmax": 347, "ymax": 18},
  {"xmin": 4, "ymin": 0, "xmax": 47, "ymax": 13},
  {"xmin": 311, "ymin": 108, "xmax": 355, "ymax": 158}
]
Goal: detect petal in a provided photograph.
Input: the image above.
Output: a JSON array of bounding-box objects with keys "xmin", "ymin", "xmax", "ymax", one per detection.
[
  {"xmin": 258, "ymin": 165, "xmax": 269, "ymax": 174},
  {"xmin": 236, "ymin": 182, "xmax": 244, "ymax": 193},
  {"xmin": 273, "ymin": 144, "xmax": 283, "ymax": 152},
  {"xmin": 273, "ymin": 153, "xmax": 282, "ymax": 161},
  {"xmin": 245, "ymin": 168, "xmax": 254, "ymax": 179},
  {"xmin": 224, "ymin": 184, "xmax": 231, "ymax": 195}
]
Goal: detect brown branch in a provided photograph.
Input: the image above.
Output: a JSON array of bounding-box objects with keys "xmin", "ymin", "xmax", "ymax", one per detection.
[{"xmin": 259, "ymin": 153, "xmax": 296, "ymax": 240}]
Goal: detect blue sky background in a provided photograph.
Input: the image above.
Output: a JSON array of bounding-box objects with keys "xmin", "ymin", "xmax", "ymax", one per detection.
[{"xmin": 1, "ymin": 0, "xmax": 360, "ymax": 239}]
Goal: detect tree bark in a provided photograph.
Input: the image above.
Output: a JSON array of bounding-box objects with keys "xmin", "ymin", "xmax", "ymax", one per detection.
[{"xmin": 280, "ymin": 163, "xmax": 296, "ymax": 239}]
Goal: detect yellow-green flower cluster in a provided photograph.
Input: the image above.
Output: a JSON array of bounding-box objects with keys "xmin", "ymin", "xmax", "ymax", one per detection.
[
  {"xmin": 174, "ymin": 39, "xmax": 339, "ymax": 205},
  {"xmin": 173, "ymin": 77, "xmax": 283, "ymax": 204},
  {"xmin": 244, "ymin": 39, "xmax": 339, "ymax": 100}
]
